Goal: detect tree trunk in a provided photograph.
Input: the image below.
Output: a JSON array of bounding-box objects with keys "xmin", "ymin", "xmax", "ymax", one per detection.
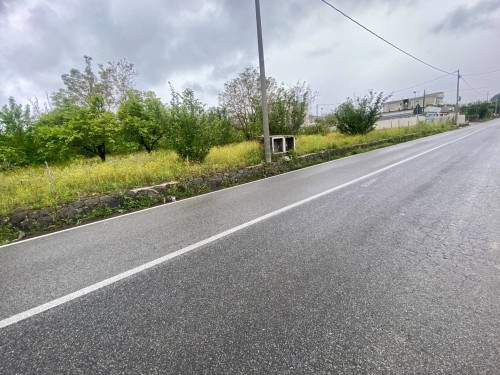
[
  {"xmin": 140, "ymin": 137, "xmax": 152, "ymax": 153},
  {"xmin": 97, "ymin": 143, "xmax": 106, "ymax": 162}
]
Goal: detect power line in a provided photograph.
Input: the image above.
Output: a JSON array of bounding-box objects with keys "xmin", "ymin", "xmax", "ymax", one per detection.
[
  {"xmin": 460, "ymin": 76, "xmax": 483, "ymax": 96},
  {"xmin": 442, "ymin": 85, "xmax": 500, "ymax": 93},
  {"xmin": 462, "ymin": 68, "xmax": 500, "ymax": 76},
  {"xmin": 392, "ymin": 72, "xmax": 456, "ymax": 94},
  {"xmin": 321, "ymin": 0, "xmax": 453, "ymax": 75}
]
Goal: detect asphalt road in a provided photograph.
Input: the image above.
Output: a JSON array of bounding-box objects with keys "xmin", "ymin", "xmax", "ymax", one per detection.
[{"xmin": 1, "ymin": 121, "xmax": 499, "ymax": 373}]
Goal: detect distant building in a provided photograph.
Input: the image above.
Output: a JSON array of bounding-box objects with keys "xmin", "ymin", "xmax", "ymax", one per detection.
[
  {"xmin": 425, "ymin": 106, "xmax": 452, "ymax": 117},
  {"xmin": 383, "ymin": 92, "xmax": 444, "ymax": 113},
  {"xmin": 303, "ymin": 114, "xmax": 317, "ymax": 126}
]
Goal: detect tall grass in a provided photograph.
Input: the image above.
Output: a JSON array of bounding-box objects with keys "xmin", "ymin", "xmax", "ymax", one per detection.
[
  {"xmin": 0, "ymin": 142, "xmax": 263, "ymax": 215},
  {"xmin": 0, "ymin": 124, "xmax": 452, "ymax": 216}
]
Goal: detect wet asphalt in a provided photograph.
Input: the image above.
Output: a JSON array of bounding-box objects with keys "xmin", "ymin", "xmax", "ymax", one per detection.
[{"xmin": 1, "ymin": 121, "xmax": 499, "ymax": 373}]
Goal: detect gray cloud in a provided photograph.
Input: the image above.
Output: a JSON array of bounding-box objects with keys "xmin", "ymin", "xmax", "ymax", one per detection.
[
  {"xmin": 0, "ymin": 0, "xmax": 313, "ymax": 105},
  {"xmin": 433, "ymin": 1, "xmax": 500, "ymax": 33},
  {"xmin": 0, "ymin": 0, "xmax": 498, "ymax": 108}
]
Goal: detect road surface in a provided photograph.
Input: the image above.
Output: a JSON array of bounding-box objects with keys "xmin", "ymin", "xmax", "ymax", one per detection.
[{"xmin": 1, "ymin": 121, "xmax": 499, "ymax": 373}]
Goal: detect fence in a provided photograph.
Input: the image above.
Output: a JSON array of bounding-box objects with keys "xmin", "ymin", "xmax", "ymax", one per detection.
[{"xmin": 375, "ymin": 114, "xmax": 466, "ymax": 129}]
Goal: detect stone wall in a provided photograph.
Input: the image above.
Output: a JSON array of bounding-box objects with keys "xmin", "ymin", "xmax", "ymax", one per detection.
[{"xmin": 1, "ymin": 134, "xmax": 417, "ymax": 232}]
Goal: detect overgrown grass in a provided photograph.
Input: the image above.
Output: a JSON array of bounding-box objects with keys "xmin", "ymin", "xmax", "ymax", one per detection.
[
  {"xmin": 295, "ymin": 123, "xmax": 452, "ymax": 155},
  {"xmin": 0, "ymin": 123, "xmax": 453, "ymax": 216},
  {"xmin": 0, "ymin": 142, "xmax": 262, "ymax": 216}
]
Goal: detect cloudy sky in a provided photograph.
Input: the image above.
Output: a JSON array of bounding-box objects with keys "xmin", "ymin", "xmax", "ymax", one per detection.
[{"xmin": 1, "ymin": 0, "xmax": 499, "ymax": 113}]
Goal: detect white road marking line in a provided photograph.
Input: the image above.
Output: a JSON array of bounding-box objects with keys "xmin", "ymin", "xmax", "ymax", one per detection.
[
  {"xmin": 0, "ymin": 124, "xmax": 492, "ymax": 329},
  {"xmin": 0, "ymin": 124, "xmax": 486, "ymax": 251}
]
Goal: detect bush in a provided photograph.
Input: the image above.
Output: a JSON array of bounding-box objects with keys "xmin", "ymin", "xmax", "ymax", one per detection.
[
  {"xmin": 335, "ymin": 90, "xmax": 388, "ymax": 135},
  {"xmin": 170, "ymin": 88, "xmax": 212, "ymax": 162},
  {"xmin": 207, "ymin": 107, "xmax": 243, "ymax": 146}
]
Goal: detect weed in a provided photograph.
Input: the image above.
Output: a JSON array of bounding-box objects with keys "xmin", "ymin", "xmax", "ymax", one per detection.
[
  {"xmin": 89, "ymin": 206, "xmax": 114, "ymax": 218},
  {"xmin": 0, "ymin": 223, "xmax": 19, "ymax": 245},
  {"xmin": 194, "ymin": 183, "xmax": 211, "ymax": 194},
  {"xmin": 221, "ymin": 180, "xmax": 234, "ymax": 188},
  {"xmin": 123, "ymin": 195, "xmax": 155, "ymax": 210}
]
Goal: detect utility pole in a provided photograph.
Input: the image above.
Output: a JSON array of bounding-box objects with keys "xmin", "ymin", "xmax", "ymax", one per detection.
[
  {"xmin": 254, "ymin": 0, "xmax": 271, "ymax": 164},
  {"xmin": 455, "ymin": 70, "xmax": 460, "ymax": 126},
  {"xmin": 414, "ymin": 91, "xmax": 418, "ymax": 125},
  {"xmin": 422, "ymin": 90, "xmax": 426, "ymax": 113}
]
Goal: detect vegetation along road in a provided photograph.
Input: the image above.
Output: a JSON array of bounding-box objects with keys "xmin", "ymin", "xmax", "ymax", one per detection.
[{"xmin": 1, "ymin": 120, "xmax": 499, "ymax": 373}]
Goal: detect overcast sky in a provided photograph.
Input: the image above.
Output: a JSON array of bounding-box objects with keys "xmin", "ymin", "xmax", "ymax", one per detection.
[{"xmin": 1, "ymin": 0, "xmax": 499, "ymax": 114}]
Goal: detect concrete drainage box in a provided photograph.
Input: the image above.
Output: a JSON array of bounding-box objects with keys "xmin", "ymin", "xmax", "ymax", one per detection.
[{"xmin": 270, "ymin": 135, "xmax": 295, "ymax": 153}]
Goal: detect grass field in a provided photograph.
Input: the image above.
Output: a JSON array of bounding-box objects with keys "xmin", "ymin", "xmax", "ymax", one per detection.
[{"xmin": 0, "ymin": 123, "xmax": 453, "ymax": 216}]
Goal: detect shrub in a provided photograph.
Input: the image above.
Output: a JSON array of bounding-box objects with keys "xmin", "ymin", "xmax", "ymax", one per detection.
[
  {"xmin": 170, "ymin": 88, "xmax": 212, "ymax": 162},
  {"xmin": 335, "ymin": 90, "xmax": 388, "ymax": 135}
]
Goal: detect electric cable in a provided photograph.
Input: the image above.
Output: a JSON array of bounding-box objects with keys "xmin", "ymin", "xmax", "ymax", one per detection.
[
  {"xmin": 392, "ymin": 72, "xmax": 456, "ymax": 94},
  {"xmin": 460, "ymin": 76, "xmax": 484, "ymax": 96},
  {"xmin": 462, "ymin": 68, "xmax": 500, "ymax": 76},
  {"xmin": 321, "ymin": 0, "xmax": 453, "ymax": 75}
]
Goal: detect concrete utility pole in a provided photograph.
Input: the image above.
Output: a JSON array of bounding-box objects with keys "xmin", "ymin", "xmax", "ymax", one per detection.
[
  {"xmin": 254, "ymin": 0, "xmax": 271, "ymax": 164},
  {"xmin": 455, "ymin": 70, "xmax": 460, "ymax": 126},
  {"xmin": 414, "ymin": 91, "xmax": 418, "ymax": 125}
]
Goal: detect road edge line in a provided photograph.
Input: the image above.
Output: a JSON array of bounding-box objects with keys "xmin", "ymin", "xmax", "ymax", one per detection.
[{"xmin": 0, "ymin": 124, "xmax": 492, "ymax": 329}]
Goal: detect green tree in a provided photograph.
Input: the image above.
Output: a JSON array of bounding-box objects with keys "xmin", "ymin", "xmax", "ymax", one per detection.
[
  {"xmin": 52, "ymin": 56, "xmax": 137, "ymax": 111},
  {"xmin": 335, "ymin": 91, "xmax": 388, "ymax": 135},
  {"xmin": 460, "ymin": 101, "xmax": 494, "ymax": 120},
  {"xmin": 207, "ymin": 107, "xmax": 242, "ymax": 145},
  {"xmin": 64, "ymin": 95, "xmax": 121, "ymax": 161},
  {"xmin": 170, "ymin": 88, "xmax": 212, "ymax": 162},
  {"xmin": 285, "ymin": 81, "xmax": 315, "ymax": 134},
  {"xmin": 219, "ymin": 67, "xmax": 277, "ymax": 139},
  {"xmin": 33, "ymin": 100, "xmax": 79, "ymax": 163},
  {"xmin": 0, "ymin": 97, "xmax": 36, "ymax": 168},
  {"xmin": 118, "ymin": 90, "xmax": 170, "ymax": 153},
  {"xmin": 219, "ymin": 68, "xmax": 314, "ymax": 138},
  {"xmin": 268, "ymin": 88, "xmax": 288, "ymax": 135},
  {"xmin": 477, "ymin": 102, "xmax": 492, "ymax": 119},
  {"xmin": 267, "ymin": 82, "xmax": 315, "ymax": 135}
]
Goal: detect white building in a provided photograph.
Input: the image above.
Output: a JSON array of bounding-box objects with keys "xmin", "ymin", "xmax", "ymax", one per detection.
[{"xmin": 383, "ymin": 92, "xmax": 444, "ymax": 113}]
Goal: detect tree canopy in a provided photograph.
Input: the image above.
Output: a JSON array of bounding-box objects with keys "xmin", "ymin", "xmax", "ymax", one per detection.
[
  {"xmin": 169, "ymin": 87, "xmax": 212, "ymax": 162},
  {"xmin": 219, "ymin": 67, "xmax": 314, "ymax": 138},
  {"xmin": 117, "ymin": 90, "xmax": 170, "ymax": 153},
  {"xmin": 335, "ymin": 91, "xmax": 389, "ymax": 135},
  {"xmin": 51, "ymin": 56, "xmax": 137, "ymax": 111},
  {"xmin": 0, "ymin": 59, "xmax": 319, "ymax": 170}
]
